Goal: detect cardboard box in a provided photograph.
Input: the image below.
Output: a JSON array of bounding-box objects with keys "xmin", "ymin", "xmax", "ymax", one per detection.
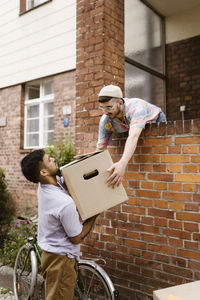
[
  {"xmin": 153, "ymin": 280, "xmax": 200, "ymax": 300},
  {"xmin": 60, "ymin": 150, "xmax": 128, "ymax": 221}
]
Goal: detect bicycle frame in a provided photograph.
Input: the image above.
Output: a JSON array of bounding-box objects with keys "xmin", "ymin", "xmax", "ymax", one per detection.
[{"xmin": 78, "ymin": 259, "xmax": 116, "ymax": 298}]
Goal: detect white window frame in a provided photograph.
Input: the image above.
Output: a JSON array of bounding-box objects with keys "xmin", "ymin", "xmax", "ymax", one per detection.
[
  {"xmin": 26, "ymin": 0, "xmax": 48, "ymax": 10},
  {"xmin": 24, "ymin": 79, "xmax": 54, "ymax": 149}
]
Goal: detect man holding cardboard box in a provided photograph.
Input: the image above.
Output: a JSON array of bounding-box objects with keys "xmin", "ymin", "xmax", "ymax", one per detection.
[
  {"xmin": 96, "ymin": 85, "xmax": 166, "ymax": 187},
  {"xmin": 21, "ymin": 149, "xmax": 98, "ymax": 300}
]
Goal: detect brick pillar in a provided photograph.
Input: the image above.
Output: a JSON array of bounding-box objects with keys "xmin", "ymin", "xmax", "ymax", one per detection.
[{"xmin": 76, "ymin": 0, "xmax": 124, "ymax": 154}]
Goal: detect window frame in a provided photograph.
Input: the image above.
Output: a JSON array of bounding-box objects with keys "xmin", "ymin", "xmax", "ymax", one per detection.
[
  {"xmin": 19, "ymin": 0, "xmax": 52, "ymax": 15},
  {"xmin": 24, "ymin": 79, "xmax": 54, "ymax": 150},
  {"xmin": 125, "ymin": 0, "xmax": 166, "ymax": 112}
]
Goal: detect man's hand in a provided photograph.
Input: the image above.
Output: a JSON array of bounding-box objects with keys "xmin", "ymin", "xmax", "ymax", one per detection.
[
  {"xmin": 107, "ymin": 160, "xmax": 126, "ymax": 188},
  {"xmin": 69, "ymin": 215, "xmax": 99, "ymax": 244},
  {"xmin": 106, "ymin": 127, "xmax": 143, "ymax": 188}
]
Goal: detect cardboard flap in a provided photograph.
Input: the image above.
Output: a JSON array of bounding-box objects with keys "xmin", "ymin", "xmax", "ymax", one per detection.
[
  {"xmin": 74, "ymin": 151, "xmax": 103, "ymax": 160},
  {"xmin": 60, "ymin": 151, "xmax": 103, "ymax": 170}
]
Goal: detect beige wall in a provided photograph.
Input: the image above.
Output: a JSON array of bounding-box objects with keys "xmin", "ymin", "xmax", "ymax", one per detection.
[
  {"xmin": 166, "ymin": 4, "xmax": 200, "ymax": 43},
  {"xmin": 0, "ymin": 0, "xmax": 76, "ymax": 89}
]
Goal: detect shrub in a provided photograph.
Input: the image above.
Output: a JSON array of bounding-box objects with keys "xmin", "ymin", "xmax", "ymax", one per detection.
[
  {"xmin": 45, "ymin": 138, "xmax": 75, "ymax": 167},
  {"xmin": 0, "ymin": 168, "xmax": 15, "ymax": 248},
  {"xmin": 0, "ymin": 217, "xmax": 37, "ymax": 267}
]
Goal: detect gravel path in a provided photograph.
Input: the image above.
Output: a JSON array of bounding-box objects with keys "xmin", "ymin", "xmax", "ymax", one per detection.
[{"xmin": 0, "ymin": 288, "xmax": 15, "ymax": 300}]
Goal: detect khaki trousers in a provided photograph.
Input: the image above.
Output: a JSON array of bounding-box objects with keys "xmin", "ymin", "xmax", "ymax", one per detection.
[{"xmin": 41, "ymin": 251, "xmax": 77, "ymax": 300}]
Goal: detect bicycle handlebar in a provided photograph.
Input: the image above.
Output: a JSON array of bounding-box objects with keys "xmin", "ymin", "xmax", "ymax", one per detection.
[{"xmin": 17, "ymin": 215, "xmax": 38, "ymax": 224}]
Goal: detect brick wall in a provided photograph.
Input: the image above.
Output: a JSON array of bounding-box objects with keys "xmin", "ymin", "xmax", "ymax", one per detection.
[
  {"xmin": 166, "ymin": 35, "xmax": 200, "ymax": 121},
  {"xmin": 82, "ymin": 119, "xmax": 200, "ymax": 300},
  {"xmin": 76, "ymin": 1, "xmax": 200, "ymax": 299},
  {"xmin": 54, "ymin": 71, "xmax": 76, "ymax": 142},
  {"xmin": 0, "ymin": 71, "xmax": 75, "ymax": 213},
  {"xmin": 76, "ymin": 0, "xmax": 124, "ymax": 155}
]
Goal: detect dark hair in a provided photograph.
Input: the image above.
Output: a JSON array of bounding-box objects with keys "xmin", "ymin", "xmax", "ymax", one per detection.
[
  {"xmin": 20, "ymin": 149, "xmax": 45, "ymax": 183},
  {"xmin": 98, "ymin": 96, "xmax": 113, "ymax": 103},
  {"xmin": 99, "ymin": 96, "xmax": 124, "ymax": 103}
]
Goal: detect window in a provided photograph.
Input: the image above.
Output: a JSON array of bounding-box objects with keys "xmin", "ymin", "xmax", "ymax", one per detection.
[
  {"xmin": 125, "ymin": 0, "xmax": 166, "ymax": 112},
  {"xmin": 24, "ymin": 79, "xmax": 54, "ymax": 149},
  {"xmin": 20, "ymin": 0, "xmax": 51, "ymax": 14},
  {"xmin": 26, "ymin": 0, "xmax": 48, "ymax": 10}
]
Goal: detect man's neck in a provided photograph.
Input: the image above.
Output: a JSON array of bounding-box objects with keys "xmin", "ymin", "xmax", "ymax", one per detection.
[
  {"xmin": 40, "ymin": 176, "xmax": 59, "ymax": 187},
  {"xmin": 116, "ymin": 107, "xmax": 124, "ymax": 121}
]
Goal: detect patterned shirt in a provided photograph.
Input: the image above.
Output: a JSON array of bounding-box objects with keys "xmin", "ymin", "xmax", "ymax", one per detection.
[{"xmin": 97, "ymin": 98, "xmax": 162, "ymax": 149}]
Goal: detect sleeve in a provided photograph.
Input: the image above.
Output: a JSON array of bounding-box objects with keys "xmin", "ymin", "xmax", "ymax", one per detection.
[
  {"xmin": 60, "ymin": 202, "xmax": 83, "ymax": 238},
  {"xmin": 129, "ymin": 99, "xmax": 161, "ymax": 128},
  {"xmin": 129, "ymin": 102, "xmax": 148, "ymax": 129},
  {"xmin": 96, "ymin": 115, "xmax": 113, "ymax": 149}
]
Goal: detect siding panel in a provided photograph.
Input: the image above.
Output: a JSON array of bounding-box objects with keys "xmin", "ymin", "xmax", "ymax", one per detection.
[{"xmin": 0, "ymin": 0, "xmax": 76, "ymax": 88}]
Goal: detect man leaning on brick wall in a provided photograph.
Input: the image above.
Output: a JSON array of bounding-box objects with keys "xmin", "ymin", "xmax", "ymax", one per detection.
[{"xmin": 96, "ymin": 84, "xmax": 167, "ymax": 187}]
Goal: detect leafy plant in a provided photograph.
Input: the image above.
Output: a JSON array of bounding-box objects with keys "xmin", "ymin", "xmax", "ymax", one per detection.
[
  {"xmin": 45, "ymin": 138, "xmax": 75, "ymax": 167},
  {"xmin": 0, "ymin": 218, "xmax": 37, "ymax": 267},
  {"xmin": 0, "ymin": 168, "xmax": 15, "ymax": 248}
]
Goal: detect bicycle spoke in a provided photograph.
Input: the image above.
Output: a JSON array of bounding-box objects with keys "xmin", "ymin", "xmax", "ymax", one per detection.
[
  {"xmin": 13, "ymin": 245, "xmax": 37, "ymax": 300},
  {"xmin": 75, "ymin": 264, "xmax": 113, "ymax": 300}
]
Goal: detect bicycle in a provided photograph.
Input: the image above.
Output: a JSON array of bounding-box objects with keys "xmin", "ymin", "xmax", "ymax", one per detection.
[{"xmin": 13, "ymin": 216, "xmax": 119, "ymax": 300}]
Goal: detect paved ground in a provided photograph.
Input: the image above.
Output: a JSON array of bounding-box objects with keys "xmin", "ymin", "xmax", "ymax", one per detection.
[
  {"xmin": 0, "ymin": 288, "xmax": 15, "ymax": 300},
  {"xmin": 0, "ymin": 264, "xmax": 43, "ymax": 300},
  {"xmin": 0, "ymin": 265, "xmax": 15, "ymax": 300}
]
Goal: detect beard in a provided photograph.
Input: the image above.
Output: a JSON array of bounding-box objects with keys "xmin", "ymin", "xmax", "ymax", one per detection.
[{"xmin": 107, "ymin": 105, "xmax": 121, "ymax": 119}]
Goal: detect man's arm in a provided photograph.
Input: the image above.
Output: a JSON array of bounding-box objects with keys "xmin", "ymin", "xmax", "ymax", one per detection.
[
  {"xmin": 69, "ymin": 215, "xmax": 98, "ymax": 244},
  {"xmin": 107, "ymin": 126, "xmax": 143, "ymax": 187}
]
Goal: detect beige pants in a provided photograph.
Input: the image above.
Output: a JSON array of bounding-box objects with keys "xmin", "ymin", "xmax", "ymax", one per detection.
[{"xmin": 41, "ymin": 251, "xmax": 77, "ymax": 300}]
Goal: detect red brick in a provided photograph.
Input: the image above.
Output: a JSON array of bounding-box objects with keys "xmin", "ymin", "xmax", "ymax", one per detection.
[
  {"xmin": 188, "ymin": 261, "xmax": 200, "ymax": 271},
  {"xmin": 176, "ymin": 212, "xmax": 200, "ymax": 222},
  {"xmin": 136, "ymin": 190, "xmax": 161, "ymax": 199},
  {"xmin": 183, "ymin": 165, "xmax": 198, "ymax": 173},
  {"xmin": 163, "ymin": 191, "xmax": 191, "ymax": 201},
  {"xmin": 177, "ymin": 249, "xmax": 200, "ymax": 260},
  {"xmin": 163, "ymin": 265, "xmax": 192, "ymax": 278},
  {"xmin": 153, "ymin": 146, "xmax": 167, "ymax": 153},
  {"xmin": 168, "ymin": 183, "xmax": 182, "ymax": 191},
  {"xmin": 161, "ymin": 155, "xmax": 190, "ymax": 163},
  {"xmin": 176, "ymin": 174, "xmax": 200, "ymax": 183},
  {"xmin": 183, "ymin": 184, "xmax": 197, "ymax": 192},
  {"xmin": 148, "ymin": 208, "xmax": 174, "ymax": 219},
  {"xmin": 183, "ymin": 145, "xmax": 198, "ymax": 153},
  {"xmin": 169, "ymin": 238, "xmax": 183, "ymax": 247},
  {"xmin": 168, "ymin": 146, "xmax": 181, "ymax": 153},
  {"xmin": 184, "ymin": 241, "xmax": 199, "ymax": 250},
  {"xmin": 148, "ymin": 173, "xmax": 173, "ymax": 182},
  {"xmin": 169, "ymin": 202, "xmax": 184, "ymax": 210},
  {"xmin": 175, "ymin": 136, "xmax": 200, "ymax": 144},
  {"xmin": 155, "ymin": 218, "xmax": 168, "ymax": 227},
  {"xmin": 155, "ymin": 182, "xmax": 167, "ymax": 190},
  {"xmin": 184, "ymin": 222, "xmax": 199, "ymax": 232},
  {"xmin": 167, "ymin": 165, "xmax": 181, "ymax": 173},
  {"xmin": 145, "ymin": 137, "xmax": 172, "ymax": 146},
  {"xmin": 163, "ymin": 229, "xmax": 191, "ymax": 240},
  {"xmin": 169, "ymin": 220, "xmax": 183, "ymax": 230},
  {"xmin": 148, "ymin": 244, "xmax": 174, "ymax": 255}
]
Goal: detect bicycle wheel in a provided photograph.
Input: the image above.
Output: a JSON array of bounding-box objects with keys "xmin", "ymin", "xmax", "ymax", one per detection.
[
  {"xmin": 13, "ymin": 244, "xmax": 37, "ymax": 300},
  {"xmin": 75, "ymin": 260, "xmax": 116, "ymax": 300}
]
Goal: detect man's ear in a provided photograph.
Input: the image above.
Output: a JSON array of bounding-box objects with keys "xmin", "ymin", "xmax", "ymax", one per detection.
[
  {"xmin": 119, "ymin": 99, "xmax": 124, "ymax": 105},
  {"xmin": 40, "ymin": 168, "xmax": 48, "ymax": 177}
]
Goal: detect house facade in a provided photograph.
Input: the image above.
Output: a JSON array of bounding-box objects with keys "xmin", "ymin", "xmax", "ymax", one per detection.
[{"xmin": 0, "ymin": 0, "xmax": 200, "ymax": 299}]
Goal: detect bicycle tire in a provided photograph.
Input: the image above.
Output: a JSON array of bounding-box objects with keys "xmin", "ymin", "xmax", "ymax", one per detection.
[
  {"xmin": 13, "ymin": 244, "xmax": 38, "ymax": 300},
  {"xmin": 75, "ymin": 259, "xmax": 116, "ymax": 300}
]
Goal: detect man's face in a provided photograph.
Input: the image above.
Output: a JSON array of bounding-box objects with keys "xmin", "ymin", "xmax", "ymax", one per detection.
[
  {"xmin": 99, "ymin": 98, "xmax": 122, "ymax": 119},
  {"xmin": 42, "ymin": 154, "xmax": 59, "ymax": 176}
]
